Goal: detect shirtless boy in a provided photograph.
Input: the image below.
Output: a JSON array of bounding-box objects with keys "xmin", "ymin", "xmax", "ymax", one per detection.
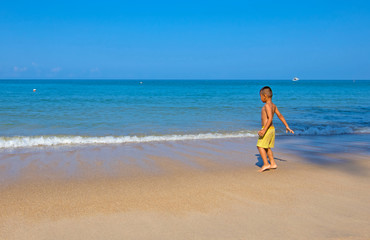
[{"xmin": 257, "ymin": 86, "xmax": 294, "ymax": 172}]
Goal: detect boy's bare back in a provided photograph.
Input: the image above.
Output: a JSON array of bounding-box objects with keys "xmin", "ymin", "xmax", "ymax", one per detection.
[
  {"xmin": 260, "ymin": 100, "xmax": 292, "ymax": 134},
  {"xmin": 261, "ymin": 102, "xmax": 276, "ymax": 128}
]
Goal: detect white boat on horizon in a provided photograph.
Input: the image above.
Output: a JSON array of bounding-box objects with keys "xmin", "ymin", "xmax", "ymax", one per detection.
[{"xmin": 292, "ymin": 77, "xmax": 299, "ymax": 81}]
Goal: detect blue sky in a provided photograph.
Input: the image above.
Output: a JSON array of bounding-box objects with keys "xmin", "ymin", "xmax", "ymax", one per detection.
[{"xmin": 1, "ymin": 0, "xmax": 369, "ymax": 79}]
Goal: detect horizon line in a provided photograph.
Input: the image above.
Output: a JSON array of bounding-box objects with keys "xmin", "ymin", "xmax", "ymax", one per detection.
[{"xmin": 0, "ymin": 78, "xmax": 369, "ymax": 81}]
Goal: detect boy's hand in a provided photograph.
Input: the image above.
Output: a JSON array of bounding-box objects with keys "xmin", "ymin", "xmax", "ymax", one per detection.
[
  {"xmin": 286, "ymin": 127, "xmax": 294, "ymax": 134},
  {"xmin": 258, "ymin": 130, "xmax": 266, "ymax": 137}
]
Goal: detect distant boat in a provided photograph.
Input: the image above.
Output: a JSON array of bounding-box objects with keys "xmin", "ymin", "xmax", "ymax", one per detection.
[{"xmin": 292, "ymin": 77, "xmax": 299, "ymax": 81}]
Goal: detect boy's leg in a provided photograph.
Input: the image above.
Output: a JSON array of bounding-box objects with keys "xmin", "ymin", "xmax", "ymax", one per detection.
[
  {"xmin": 257, "ymin": 147, "xmax": 270, "ymax": 172},
  {"xmin": 266, "ymin": 148, "xmax": 277, "ymax": 169}
]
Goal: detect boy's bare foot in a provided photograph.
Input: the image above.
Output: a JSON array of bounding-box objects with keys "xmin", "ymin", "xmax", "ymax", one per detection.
[
  {"xmin": 259, "ymin": 164, "xmax": 271, "ymax": 172},
  {"xmin": 269, "ymin": 164, "xmax": 277, "ymax": 169}
]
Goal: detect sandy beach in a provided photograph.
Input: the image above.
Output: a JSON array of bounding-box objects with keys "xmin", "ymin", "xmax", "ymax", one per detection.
[{"xmin": 1, "ymin": 134, "xmax": 369, "ymax": 240}]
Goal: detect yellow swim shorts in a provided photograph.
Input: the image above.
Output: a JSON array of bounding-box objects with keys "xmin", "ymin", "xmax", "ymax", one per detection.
[{"xmin": 256, "ymin": 126, "xmax": 275, "ymax": 149}]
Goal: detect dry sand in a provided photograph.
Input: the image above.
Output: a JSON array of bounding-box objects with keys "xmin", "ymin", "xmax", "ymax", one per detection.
[{"xmin": 0, "ymin": 135, "xmax": 369, "ymax": 240}]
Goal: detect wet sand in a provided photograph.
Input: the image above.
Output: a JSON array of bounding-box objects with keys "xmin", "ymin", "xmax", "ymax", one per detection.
[{"xmin": 1, "ymin": 135, "xmax": 369, "ymax": 240}]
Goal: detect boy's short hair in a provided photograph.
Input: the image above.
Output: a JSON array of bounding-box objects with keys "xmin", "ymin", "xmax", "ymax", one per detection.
[{"xmin": 260, "ymin": 86, "xmax": 273, "ymax": 98}]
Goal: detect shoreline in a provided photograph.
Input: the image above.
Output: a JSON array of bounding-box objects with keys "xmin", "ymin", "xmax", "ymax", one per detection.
[{"xmin": 1, "ymin": 134, "xmax": 369, "ymax": 239}]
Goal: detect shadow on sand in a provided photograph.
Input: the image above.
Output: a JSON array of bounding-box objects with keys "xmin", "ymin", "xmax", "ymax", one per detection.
[
  {"xmin": 255, "ymin": 154, "xmax": 287, "ymax": 168},
  {"xmin": 273, "ymin": 134, "xmax": 370, "ymax": 176}
]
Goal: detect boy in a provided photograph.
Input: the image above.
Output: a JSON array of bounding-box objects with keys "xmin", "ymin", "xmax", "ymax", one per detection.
[{"xmin": 257, "ymin": 86, "xmax": 294, "ymax": 172}]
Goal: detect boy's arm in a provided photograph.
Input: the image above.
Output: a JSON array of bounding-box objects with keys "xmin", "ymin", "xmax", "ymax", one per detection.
[
  {"xmin": 258, "ymin": 104, "xmax": 273, "ymax": 137},
  {"xmin": 275, "ymin": 107, "xmax": 294, "ymax": 134}
]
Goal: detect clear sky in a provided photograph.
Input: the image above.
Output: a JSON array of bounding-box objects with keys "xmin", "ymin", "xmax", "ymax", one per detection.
[{"xmin": 1, "ymin": 0, "xmax": 369, "ymax": 80}]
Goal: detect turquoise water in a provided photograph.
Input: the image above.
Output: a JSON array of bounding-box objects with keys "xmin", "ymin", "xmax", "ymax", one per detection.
[{"xmin": 0, "ymin": 80, "xmax": 369, "ymax": 148}]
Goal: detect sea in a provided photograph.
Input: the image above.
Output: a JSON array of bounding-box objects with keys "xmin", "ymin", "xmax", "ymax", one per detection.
[{"xmin": 0, "ymin": 80, "xmax": 369, "ymax": 149}]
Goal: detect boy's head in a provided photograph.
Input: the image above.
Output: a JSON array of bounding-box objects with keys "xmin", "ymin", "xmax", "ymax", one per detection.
[{"xmin": 260, "ymin": 86, "xmax": 272, "ymax": 102}]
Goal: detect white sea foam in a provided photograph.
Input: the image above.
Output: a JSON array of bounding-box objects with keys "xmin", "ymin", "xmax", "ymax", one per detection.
[
  {"xmin": 0, "ymin": 126, "xmax": 368, "ymax": 149},
  {"xmin": 0, "ymin": 132, "xmax": 256, "ymax": 149}
]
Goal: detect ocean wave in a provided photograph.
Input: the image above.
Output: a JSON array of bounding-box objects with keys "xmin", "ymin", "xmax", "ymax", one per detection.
[
  {"xmin": 293, "ymin": 126, "xmax": 354, "ymax": 136},
  {"xmin": 0, "ymin": 132, "xmax": 256, "ymax": 149},
  {"xmin": 355, "ymin": 127, "xmax": 370, "ymax": 134},
  {"xmin": 296, "ymin": 125, "xmax": 370, "ymax": 136}
]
